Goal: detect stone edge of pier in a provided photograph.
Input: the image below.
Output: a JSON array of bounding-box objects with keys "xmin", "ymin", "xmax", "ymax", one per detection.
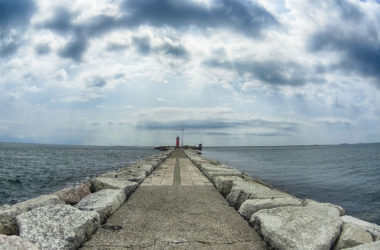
[
  {"xmin": 183, "ymin": 149, "xmax": 380, "ymax": 250},
  {"xmin": 0, "ymin": 148, "xmax": 174, "ymax": 249}
]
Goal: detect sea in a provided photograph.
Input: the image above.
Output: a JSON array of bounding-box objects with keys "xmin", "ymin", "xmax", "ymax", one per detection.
[
  {"xmin": 202, "ymin": 143, "xmax": 380, "ymax": 225},
  {"xmin": 0, "ymin": 142, "xmax": 379, "ymax": 225},
  {"xmin": 0, "ymin": 142, "xmax": 155, "ymax": 206}
]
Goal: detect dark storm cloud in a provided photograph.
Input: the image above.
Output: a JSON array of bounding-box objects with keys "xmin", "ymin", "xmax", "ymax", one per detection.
[
  {"xmin": 35, "ymin": 43, "xmax": 51, "ymax": 55},
  {"xmin": 122, "ymin": 0, "xmax": 278, "ymax": 38},
  {"xmin": 0, "ymin": 0, "xmax": 36, "ymax": 57},
  {"xmin": 308, "ymin": 26, "xmax": 380, "ymax": 87},
  {"xmin": 204, "ymin": 58, "xmax": 311, "ymax": 86},
  {"xmin": 40, "ymin": 0, "xmax": 277, "ymax": 61},
  {"xmin": 138, "ymin": 118, "xmax": 299, "ymax": 131}
]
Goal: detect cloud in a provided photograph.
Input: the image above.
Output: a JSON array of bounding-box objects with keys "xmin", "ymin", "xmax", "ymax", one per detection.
[
  {"xmin": 59, "ymin": 35, "xmax": 88, "ymax": 61},
  {"xmin": 122, "ymin": 0, "xmax": 278, "ymax": 37},
  {"xmin": 0, "ymin": 0, "xmax": 36, "ymax": 57},
  {"xmin": 35, "ymin": 43, "xmax": 51, "ymax": 55},
  {"xmin": 159, "ymin": 42, "xmax": 189, "ymax": 59},
  {"xmin": 204, "ymin": 58, "xmax": 313, "ymax": 86},
  {"xmin": 137, "ymin": 118, "xmax": 299, "ymax": 131},
  {"xmin": 309, "ymin": 28, "xmax": 380, "ymax": 88},
  {"xmin": 39, "ymin": 0, "xmax": 277, "ymax": 61},
  {"xmin": 41, "ymin": 7, "xmax": 74, "ymax": 34},
  {"xmin": 132, "ymin": 36, "xmax": 151, "ymax": 55},
  {"xmin": 88, "ymin": 77, "xmax": 107, "ymax": 88}
]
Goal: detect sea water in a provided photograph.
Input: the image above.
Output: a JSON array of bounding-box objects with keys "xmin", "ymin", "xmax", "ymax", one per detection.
[
  {"xmin": 202, "ymin": 143, "xmax": 380, "ymax": 225},
  {"xmin": 0, "ymin": 143, "xmax": 155, "ymax": 206}
]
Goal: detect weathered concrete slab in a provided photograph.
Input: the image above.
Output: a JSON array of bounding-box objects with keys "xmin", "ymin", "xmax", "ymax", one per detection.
[
  {"xmin": 81, "ymin": 186, "xmax": 267, "ymax": 249},
  {"xmin": 0, "ymin": 234, "xmax": 39, "ymax": 250},
  {"xmin": 303, "ymin": 199, "xmax": 345, "ymax": 216},
  {"xmin": 54, "ymin": 183, "xmax": 91, "ymax": 205},
  {"xmin": 213, "ymin": 176, "xmax": 243, "ymax": 197},
  {"xmin": 227, "ymin": 179, "xmax": 290, "ymax": 209},
  {"xmin": 239, "ymin": 197, "xmax": 302, "ymax": 220},
  {"xmin": 341, "ymin": 215, "xmax": 380, "ymax": 240},
  {"xmin": 251, "ymin": 205, "xmax": 342, "ymax": 250},
  {"xmin": 90, "ymin": 177, "xmax": 138, "ymax": 195},
  {"xmin": 334, "ymin": 222, "xmax": 373, "ymax": 249},
  {"xmin": 17, "ymin": 204, "xmax": 100, "ymax": 250},
  {"xmin": 344, "ymin": 241, "xmax": 380, "ymax": 249},
  {"xmin": 76, "ymin": 189, "xmax": 126, "ymax": 223},
  {"xmin": 0, "ymin": 194, "xmax": 63, "ymax": 235}
]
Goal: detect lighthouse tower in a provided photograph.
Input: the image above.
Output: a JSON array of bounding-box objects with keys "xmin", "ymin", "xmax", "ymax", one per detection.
[{"xmin": 176, "ymin": 136, "xmax": 180, "ymax": 148}]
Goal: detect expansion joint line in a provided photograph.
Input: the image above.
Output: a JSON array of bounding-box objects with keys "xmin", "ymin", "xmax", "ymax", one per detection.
[{"xmin": 173, "ymin": 158, "xmax": 181, "ymax": 186}]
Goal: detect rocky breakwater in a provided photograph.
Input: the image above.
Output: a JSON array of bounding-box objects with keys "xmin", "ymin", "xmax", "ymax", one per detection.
[
  {"xmin": 0, "ymin": 149, "xmax": 173, "ymax": 250},
  {"xmin": 184, "ymin": 149, "xmax": 380, "ymax": 250}
]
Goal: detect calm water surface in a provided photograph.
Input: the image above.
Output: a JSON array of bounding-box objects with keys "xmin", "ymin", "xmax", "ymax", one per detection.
[
  {"xmin": 0, "ymin": 143, "xmax": 155, "ymax": 205},
  {"xmin": 203, "ymin": 143, "xmax": 380, "ymax": 224}
]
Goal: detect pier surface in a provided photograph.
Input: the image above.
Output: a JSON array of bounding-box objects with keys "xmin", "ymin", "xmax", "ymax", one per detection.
[{"xmin": 81, "ymin": 149, "xmax": 266, "ymax": 249}]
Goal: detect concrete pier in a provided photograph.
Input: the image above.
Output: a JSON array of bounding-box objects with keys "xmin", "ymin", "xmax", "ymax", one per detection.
[{"xmin": 81, "ymin": 149, "xmax": 267, "ymax": 249}]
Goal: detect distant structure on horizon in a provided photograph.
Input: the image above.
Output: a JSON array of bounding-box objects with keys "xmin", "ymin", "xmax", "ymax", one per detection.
[{"xmin": 176, "ymin": 136, "xmax": 180, "ymax": 148}]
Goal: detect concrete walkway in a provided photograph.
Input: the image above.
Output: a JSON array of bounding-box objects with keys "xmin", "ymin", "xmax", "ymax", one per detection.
[{"xmin": 81, "ymin": 149, "xmax": 267, "ymax": 249}]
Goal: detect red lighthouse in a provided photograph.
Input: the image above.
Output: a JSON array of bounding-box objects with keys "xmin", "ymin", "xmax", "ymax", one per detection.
[{"xmin": 176, "ymin": 136, "xmax": 180, "ymax": 148}]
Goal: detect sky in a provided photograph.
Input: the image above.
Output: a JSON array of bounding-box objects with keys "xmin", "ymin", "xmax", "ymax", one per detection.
[{"xmin": 0, "ymin": 0, "xmax": 380, "ymax": 146}]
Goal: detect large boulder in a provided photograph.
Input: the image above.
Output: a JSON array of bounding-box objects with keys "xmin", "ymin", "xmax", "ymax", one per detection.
[
  {"xmin": 0, "ymin": 235, "xmax": 39, "ymax": 250},
  {"xmin": 117, "ymin": 169, "xmax": 146, "ymax": 183},
  {"xmin": 91, "ymin": 177, "xmax": 138, "ymax": 195},
  {"xmin": 334, "ymin": 222, "xmax": 373, "ymax": 249},
  {"xmin": 0, "ymin": 194, "xmax": 63, "ymax": 235},
  {"xmin": 251, "ymin": 205, "xmax": 342, "ymax": 250},
  {"xmin": 54, "ymin": 183, "xmax": 91, "ymax": 205},
  {"xmin": 344, "ymin": 241, "xmax": 380, "ymax": 249},
  {"xmin": 123, "ymin": 163, "xmax": 154, "ymax": 175},
  {"xmin": 75, "ymin": 189, "xmax": 126, "ymax": 223},
  {"xmin": 213, "ymin": 176, "xmax": 243, "ymax": 197},
  {"xmin": 16, "ymin": 204, "xmax": 100, "ymax": 250},
  {"xmin": 341, "ymin": 215, "xmax": 380, "ymax": 240},
  {"xmin": 227, "ymin": 179, "xmax": 290, "ymax": 209},
  {"xmin": 239, "ymin": 197, "xmax": 302, "ymax": 220},
  {"xmin": 199, "ymin": 163, "xmax": 242, "ymax": 181},
  {"xmin": 303, "ymin": 199, "xmax": 345, "ymax": 216}
]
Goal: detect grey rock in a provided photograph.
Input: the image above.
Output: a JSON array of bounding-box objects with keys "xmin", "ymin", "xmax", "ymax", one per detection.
[
  {"xmin": 251, "ymin": 205, "xmax": 342, "ymax": 250},
  {"xmin": 341, "ymin": 215, "xmax": 380, "ymax": 240},
  {"xmin": 344, "ymin": 241, "xmax": 380, "ymax": 249},
  {"xmin": 0, "ymin": 234, "xmax": 39, "ymax": 250},
  {"xmin": 334, "ymin": 222, "xmax": 373, "ymax": 249},
  {"xmin": 199, "ymin": 163, "xmax": 242, "ymax": 181},
  {"xmin": 17, "ymin": 204, "xmax": 100, "ymax": 250},
  {"xmin": 227, "ymin": 179, "xmax": 290, "ymax": 209},
  {"xmin": 0, "ymin": 194, "xmax": 63, "ymax": 235},
  {"xmin": 303, "ymin": 199, "xmax": 345, "ymax": 216},
  {"xmin": 213, "ymin": 176, "xmax": 243, "ymax": 197},
  {"xmin": 100, "ymin": 171, "xmax": 118, "ymax": 178},
  {"xmin": 239, "ymin": 197, "xmax": 302, "ymax": 220},
  {"xmin": 135, "ymin": 164, "xmax": 154, "ymax": 175},
  {"xmin": 91, "ymin": 177, "xmax": 138, "ymax": 195},
  {"xmin": 76, "ymin": 189, "xmax": 126, "ymax": 223},
  {"xmin": 117, "ymin": 168, "xmax": 146, "ymax": 183},
  {"xmin": 54, "ymin": 183, "xmax": 91, "ymax": 205}
]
